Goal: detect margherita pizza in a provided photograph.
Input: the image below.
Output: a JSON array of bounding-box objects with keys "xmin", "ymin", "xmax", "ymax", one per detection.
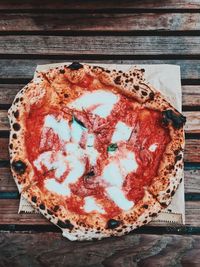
[{"xmin": 8, "ymin": 62, "xmax": 186, "ymax": 240}]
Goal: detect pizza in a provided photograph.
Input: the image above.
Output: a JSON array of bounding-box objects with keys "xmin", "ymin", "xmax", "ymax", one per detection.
[{"xmin": 8, "ymin": 62, "xmax": 186, "ymax": 241}]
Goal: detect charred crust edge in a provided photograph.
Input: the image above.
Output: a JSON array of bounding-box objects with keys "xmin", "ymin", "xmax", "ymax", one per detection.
[
  {"xmin": 67, "ymin": 62, "xmax": 83, "ymax": 71},
  {"xmin": 162, "ymin": 109, "xmax": 186, "ymax": 129},
  {"xmin": 11, "ymin": 160, "xmax": 27, "ymax": 174},
  {"xmin": 107, "ymin": 219, "xmax": 121, "ymax": 229},
  {"xmin": 57, "ymin": 219, "xmax": 74, "ymax": 230}
]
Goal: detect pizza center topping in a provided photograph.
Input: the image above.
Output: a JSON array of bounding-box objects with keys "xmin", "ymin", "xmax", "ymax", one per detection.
[{"xmin": 26, "ymin": 88, "xmax": 171, "ymax": 218}]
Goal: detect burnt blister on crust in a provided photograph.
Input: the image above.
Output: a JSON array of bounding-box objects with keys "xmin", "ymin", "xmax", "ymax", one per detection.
[
  {"xmin": 57, "ymin": 219, "xmax": 74, "ymax": 230},
  {"xmin": 67, "ymin": 62, "xmax": 83, "ymax": 71},
  {"xmin": 107, "ymin": 219, "xmax": 121, "ymax": 229},
  {"xmin": 11, "ymin": 160, "xmax": 27, "ymax": 174},
  {"xmin": 31, "ymin": 196, "xmax": 37, "ymax": 203},
  {"xmin": 13, "ymin": 123, "xmax": 21, "ymax": 131},
  {"xmin": 162, "ymin": 110, "xmax": 186, "ymax": 129}
]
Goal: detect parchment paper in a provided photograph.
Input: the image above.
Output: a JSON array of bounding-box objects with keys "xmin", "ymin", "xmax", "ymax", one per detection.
[{"xmin": 19, "ymin": 62, "xmax": 185, "ymax": 226}]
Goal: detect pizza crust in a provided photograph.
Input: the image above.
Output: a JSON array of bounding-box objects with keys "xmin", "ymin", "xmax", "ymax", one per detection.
[{"xmin": 8, "ymin": 62, "xmax": 186, "ymax": 240}]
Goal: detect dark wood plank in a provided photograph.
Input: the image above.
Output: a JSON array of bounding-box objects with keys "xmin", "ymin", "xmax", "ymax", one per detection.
[
  {"xmin": 182, "ymin": 85, "xmax": 200, "ymax": 107},
  {"xmin": 185, "ymin": 139, "xmax": 200, "ymax": 162},
  {"xmin": 0, "ymin": 233, "xmax": 200, "ymax": 267},
  {"xmin": 1, "ymin": 59, "xmax": 200, "ymax": 80},
  {"xmin": 184, "ymin": 111, "xmax": 200, "ymax": 134},
  {"xmin": 0, "ymin": 0, "xmax": 199, "ymax": 10},
  {"xmin": 1, "ymin": 13, "xmax": 200, "ymax": 32},
  {"xmin": 0, "ymin": 199, "xmax": 199, "ymax": 227},
  {"xmin": 1, "ymin": 36, "xmax": 200, "ymax": 55},
  {"xmin": 185, "ymin": 169, "xmax": 200, "ymax": 193},
  {"xmin": 1, "ymin": 111, "xmax": 199, "ymax": 133},
  {"xmin": 1, "ymin": 137, "xmax": 199, "ymax": 161},
  {"xmin": 1, "ymin": 167, "xmax": 199, "ymax": 194},
  {"xmin": 1, "ymin": 84, "xmax": 200, "ymax": 107}
]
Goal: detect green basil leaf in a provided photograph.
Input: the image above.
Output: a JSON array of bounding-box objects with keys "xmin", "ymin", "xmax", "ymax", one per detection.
[{"xmin": 107, "ymin": 143, "xmax": 118, "ymax": 152}]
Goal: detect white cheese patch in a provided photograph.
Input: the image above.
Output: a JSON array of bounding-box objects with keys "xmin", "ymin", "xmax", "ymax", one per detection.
[
  {"xmin": 85, "ymin": 133, "xmax": 99, "ymax": 165},
  {"xmin": 111, "ymin": 121, "xmax": 132, "ymax": 143},
  {"xmin": 70, "ymin": 118, "xmax": 86, "ymax": 143},
  {"xmin": 84, "ymin": 196, "xmax": 105, "ymax": 214},
  {"xmin": 102, "ymin": 162, "xmax": 123, "ymax": 187},
  {"xmin": 64, "ymin": 155, "xmax": 85, "ymax": 185},
  {"xmin": 44, "ymin": 115, "xmax": 70, "ymax": 142},
  {"xmin": 106, "ymin": 186, "xmax": 134, "ymax": 211},
  {"xmin": 101, "ymin": 149, "xmax": 137, "ymax": 211},
  {"xmin": 120, "ymin": 151, "xmax": 138, "ymax": 175},
  {"xmin": 45, "ymin": 178, "xmax": 70, "ymax": 196},
  {"xmin": 33, "ymin": 151, "xmax": 67, "ymax": 179},
  {"xmin": 68, "ymin": 90, "xmax": 119, "ymax": 118},
  {"xmin": 33, "ymin": 151, "xmax": 52, "ymax": 171},
  {"xmin": 149, "ymin": 143, "xmax": 158, "ymax": 152}
]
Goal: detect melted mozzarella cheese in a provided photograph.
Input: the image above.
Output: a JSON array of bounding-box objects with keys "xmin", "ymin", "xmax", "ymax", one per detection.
[
  {"xmin": 33, "ymin": 151, "xmax": 52, "ymax": 171},
  {"xmin": 111, "ymin": 121, "xmax": 132, "ymax": 143},
  {"xmin": 85, "ymin": 133, "xmax": 99, "ymax": 165},
  {"xmin": 64, "ymin": 155, "xmax": 85, "ymax": 185},
  {"xmin": 70, "ymin": 119, "xmax": 85, "ymax": 143},
  {"xmin": 106, "ymin": 186, "xmax": 134, "ymax": 211},
  {"xmin": 101, "ymin": 149, "xmax": 137, "ymax": 211},
  {"xmin": 102, "ymin": 162, "xmax": 123, "ymax": 187},
  {"xmin": 33, "ymin": 151, "xmax": 67, "ymax": 179},
  {"xmin": 84, "ymin": 196, "xmax": 105, "ymax": 214},
  {"xmin": 45, "ymin": 178, "xmax": 70, "ymax": 196},
  {"xmin": 149, "ymin": 143, "xmax": 158, "ymax": 152},
  {"xmin": 120, "ymin": 151, "xmax": 138, "ymax": 175},
  {"xmin": 44, "ymin": 115, "xmax": 70, "ymax": 142},
  {"xmin": 68, "ymin": 90, "xmax": 119, "ymax": 118}
]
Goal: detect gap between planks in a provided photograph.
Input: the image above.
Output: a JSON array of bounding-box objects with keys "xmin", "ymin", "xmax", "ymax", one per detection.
[{"xmin": 0, "ymin": 0, "xmax": 200, "ymax": 10}]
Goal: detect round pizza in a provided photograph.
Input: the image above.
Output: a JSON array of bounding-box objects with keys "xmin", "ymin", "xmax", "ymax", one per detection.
[{"xmin": 8, "ymin": 62, "xmax": 186, "ymax": 241}]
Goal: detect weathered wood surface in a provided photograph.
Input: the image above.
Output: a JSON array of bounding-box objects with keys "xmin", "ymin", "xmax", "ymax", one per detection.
[
  {"xmin": 1, "ymin": 36, "xmax": 200, "ymax": 55},
  {"xmin": 1, "ymin": 13, "xmax": 200, "ymax": 32},
  {"xmin": 0, "ymin": 137, "xmax": 199, "ymax": 162},
  {"xmin": 0, "ymin": 233, "xmax": 200, "ymax": 267},
  {"xmin": 1, "ymin": 167, "xmax": 200, "ymax": 194},
  {"xmin": 0, "ymin": 0, "xmax": 200, "ymax": 10},
  {"xmin": 0, "ymin": 199, "xmax": 199, "ymax": 227},
  {"xmin": 1, "ymin": 59, "xmax": 200, "ymax": 81},
  {"xmin": 1, "ymin": 84, "xmax": 199, "ymax": 107},
  {"xmin": 1, "ymin": 111, "xmax": 199, "ymax": 133}
]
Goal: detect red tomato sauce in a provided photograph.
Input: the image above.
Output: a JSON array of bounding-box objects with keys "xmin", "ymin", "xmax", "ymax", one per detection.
[{"xmin": 25, "ymin": 90, "xmax": 170, "ymax": 218}]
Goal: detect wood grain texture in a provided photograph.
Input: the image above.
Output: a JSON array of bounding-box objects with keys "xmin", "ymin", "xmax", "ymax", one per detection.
[
  {"xmin": 1, "ymin": 84, "xmax": 200, "ymax": 107},
  {"xmin": 184, "ymin": 111, "xmax": 200, "ymax": 134},
  {"xmin": 182, "ymin": 85, "xmax": 200, "ymax": 107},
  {"xmin": 1, "ymin": 59, "xmax": 200, "ymax": 80},
  {"xmin": 0, "ymin": 233, "xmax": 200, "ymax": 267},
  {"xmin": 1, "ymin": 167, "xmax": 199, "ymax": 193},
  {"xmin": 1, "ymin": 13, "xmax": 200, "ymax": 32},
  {"xmin": 0, "ymin": 199, "xmax": 199, "ymax": 227},
  {"xmin": 1, "ymin": 111, "xmax": 199, "ymax": 133},
  {"xmin": 1, "ymin": 36, "xmax": 200, "ymax": 55},
  {"xmin": 0, "ymin": 0, "xmax": 199, "ymax": 10}
]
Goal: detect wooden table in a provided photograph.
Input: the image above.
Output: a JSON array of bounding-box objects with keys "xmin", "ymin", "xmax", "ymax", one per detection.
[{"xmin": 0, "ymin": 1, "xmax": 200, "ymax": 266}]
